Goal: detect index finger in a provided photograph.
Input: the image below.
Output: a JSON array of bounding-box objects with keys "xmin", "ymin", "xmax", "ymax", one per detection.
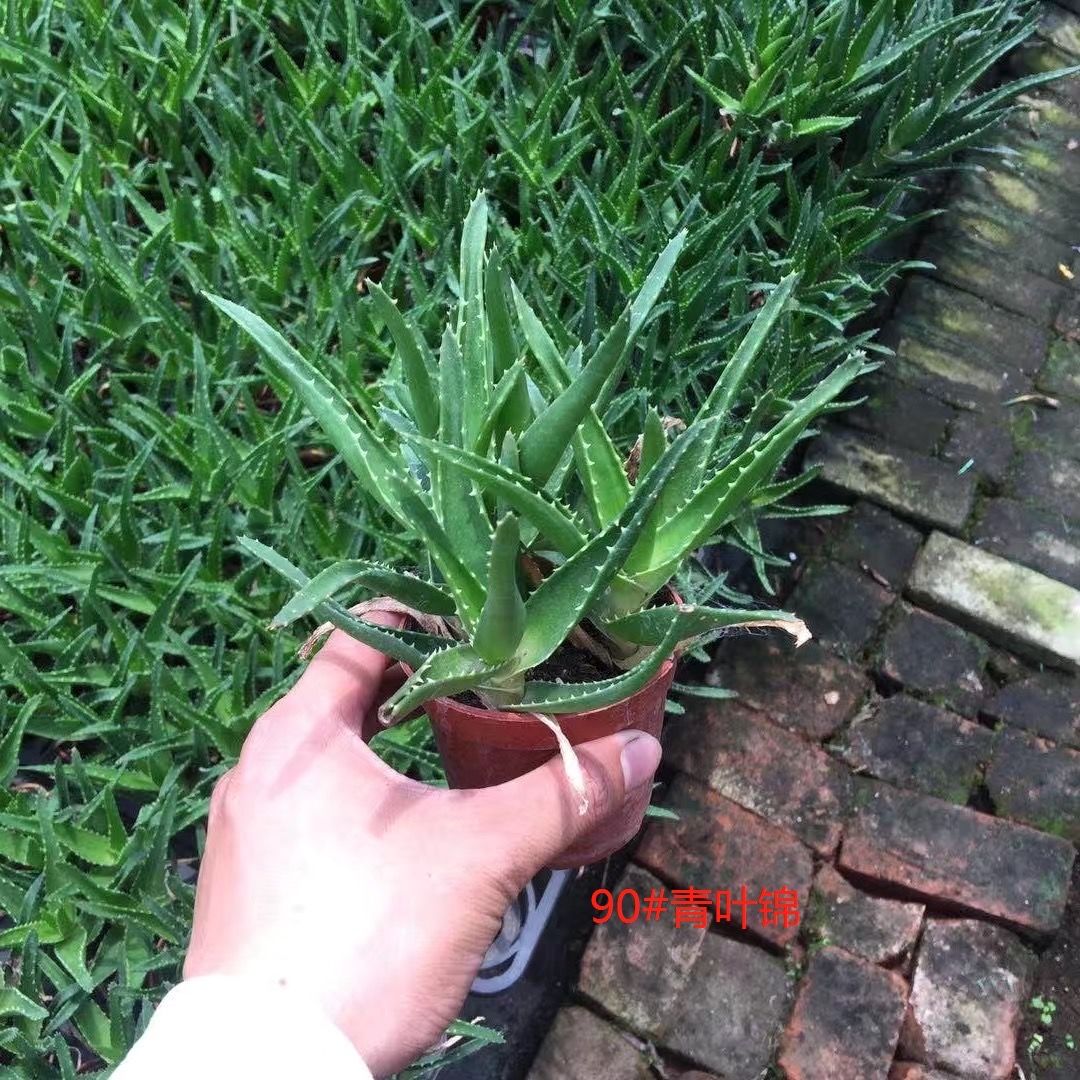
[
  {"xmin": 289, "ymin": 610, "xmax": 407, "ymax": 724},
  {"xmin": 235, "ymin": 612, "xmax": 408, "ymax": 788}
]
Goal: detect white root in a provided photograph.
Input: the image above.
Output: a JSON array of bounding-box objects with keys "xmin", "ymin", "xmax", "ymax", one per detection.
[
  {"xmin": 734, "ymin": 615, "xmax": 812, "ymax": 648},
  {"xmin": 531, "ymin": 712, "xmax": 589, "ymax": 816}
]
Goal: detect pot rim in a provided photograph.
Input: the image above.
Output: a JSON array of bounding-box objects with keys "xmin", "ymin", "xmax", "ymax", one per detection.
[
  {"xmin": 399, "ymin": 585, "xmax": 682, "ymax": 725},
  {"xmin": 422, "ymin": 652, "xmax": 677, "ymax": 723}
]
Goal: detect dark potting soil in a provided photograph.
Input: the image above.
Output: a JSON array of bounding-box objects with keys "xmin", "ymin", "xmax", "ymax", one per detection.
[{"xmin": 452, "ymin": 641, "xmax": 617, "ymax": 709}]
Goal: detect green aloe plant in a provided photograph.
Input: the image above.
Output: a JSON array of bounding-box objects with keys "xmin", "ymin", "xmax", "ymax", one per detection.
[{"xmin": 210, "ymin": 194, "xmax": 871, "ymax": 723}]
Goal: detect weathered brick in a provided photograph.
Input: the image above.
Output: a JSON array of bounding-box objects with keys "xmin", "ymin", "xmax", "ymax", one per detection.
[
  {"xmin": 840, "ymin": 694, "xmax": 993, "ymax": 803},
  {"xmin": 1014, "ymin": 399, "xmax": 1080, "ymax": 463},
  {"xmin": 758, "ymin": 511, "xmax": 843, "ymax": 577},
  {"xmin": 971, "ymin": 128, "xmax": 1080, "ymax": 206},
  {"xmin": 838, "ymin": 374, "xmax": 955, "ymax": 453},
  {"xmin": 986, "ymin": 727, "xmax": 1080, "ymax": 841},
  {"xmin": 778, "ymin": 947, "xmax": 908, "ymax": 1080},
  {"xmin": 666, "ymin": 701, "xmax": 852, "ymax": 856},
  {"xmin": 1011, "ymin": 40, "xmax": 1080, "ymax": 112},
  {"xmin": 982, "ymin": 673, "xmax": 1080, "ymax": 749},
  {"xmin": 876, "ymin": 602, "xmax": 988, "ymax": 716},
  {"xmin": 829, "ymin": 500, "xmax": 923, "ymax": 589},
  {"xmin": 973, "ymin": 497, "xmax": 1080, "ymax": 589},
  {"xmin": 888, "ymin": 324, "xmax": 1032, "ymax": 411},
  {"xmin": 787, "ymin": 559, "xmax": 892, "ymax": 656},
  {"xmin": 1038, "ymin": 338, "xmax": 1080, "ymax": 401},
  {"xmin": 1038, "ymin": 5, "xmax": 1080, "ymax": 58},
  {"xmin": 889, "ymin": 1066, "xmax": 962, "ymax": 1080},
  {"xmin": 920, "ymin": 229, "xmax": 1067, "ymax": 325},
  {"xmin": 839, "ymin": 779, "xmax": 1076, "ymax": 935},
  {"xmin": 972, "ymin": 141, "xmax": 1080, "ymax": 219},
  {"xmin": 708, "ymin": 636, "xmax": 868, "ymax": 741},
  {"xmin": 933, "ymin": 202, "xmax": 1078, "ymax": 283},
  {"xmin": 954, "ymin": 165, "xmax": 1080, "ymax": 241},
  {"xmin": 635, "ymin": 775, "xmax": 813, "ymax": 948},
  {"xmin": 984, "ymin": 647, "xmax": 1031, "ymax": 686},
  {"xmin": 941, "ymin": 410, "xmax": 1014, "ymax": 489},
  {"xmin": 1056, "ymin": 288, "xmax": 1080, "ymax": 340},
  {"xmin": 526, "ymin": 1006, "xmax": 650, "ymax": 1080},
  {"xmin": 892, "ymin": 277, "xmax": 1048, "ymax": 374},
  {"xmin": 1010, "ymin": 449, "xmax": 1080, "ymax": 521},
  {"xmin": 805, "ymin": 428, "xmax": 976, "ymax": 532},
  {"xmin": 665, "ymin": 933, "xmax": 792, "ymax": 1080},
  {"xmin": 578, "ymin": 864, "xmax": 705, "ymax": 1039},
  {"xmin": 908, "ymin": 531, "xmax": 1080, "ymax": 671},
  {"xmin": 899, "ymin": 919, "xmax": 1037, "ymax": 1080},
  {"xmin": 1013, "ymin": 57, "xmax": 1080, "ymax": 110},
  {"xmin": 805, "ymin": 865, "xmax": 923, "ymax": 966}
]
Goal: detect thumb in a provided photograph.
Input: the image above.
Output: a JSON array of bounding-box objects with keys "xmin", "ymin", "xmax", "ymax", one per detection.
[{"xmin": 477, "ymin": 730, "xmax": 662, "ymax": 886}]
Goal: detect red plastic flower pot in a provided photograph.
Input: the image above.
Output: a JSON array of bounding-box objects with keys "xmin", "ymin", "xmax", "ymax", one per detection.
[{"xmin": 421, "ymin": 657, "xmax": 676, "ymax": 869}]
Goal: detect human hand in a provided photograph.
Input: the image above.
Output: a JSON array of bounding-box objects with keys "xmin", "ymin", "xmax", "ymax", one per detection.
[{"xmin": 183, "ymin": 613, "xmax": 662, "ymax": 1077}]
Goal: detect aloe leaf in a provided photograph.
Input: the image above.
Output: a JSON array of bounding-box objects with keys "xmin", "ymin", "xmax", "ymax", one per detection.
[
  {"xmin": 485, "ymin": 252, "xmax": 532, "ymax": 442},
  {"xmin": 888, "ymin": 96, "xmax": 939, "ymax": 153},
  {"xmin": 851, "ymin": 9, "xmax": 981, "ymax": 85},
  {"xmin": 458, "ymin": 192, "xmax": 490, "ymax": 441},
  {"xmin": 728, "ymin": 387, "xmax": 777, "ymax": 460},
  {"xmin": 843, "ymin": 0, "xmax": 892, "ymax": 81},
  {"xmin": 603, "ymin": 603, "xmax": 810, "ymax": 647},
  {"xmin": 433, "ymin": 327, "xmax": 493, "ymax": 578},
  {"xmin": 509, "ymin": 419, "xmax": 706, "ymax": 674},
  {"xmin": 209, "ymin": 294, "xmax": 485, "ymax": 625},
  {"xmin": 511, "ymin": 280, "xmax": 566, "ymax": 390},
  {"xmin": 695, "ymin": 273, "xmax": 799, "ymax": 426},
  {"xmin": 573, "ymin": 406, "xmax": 632, "ymax": 526},
  {"xmin": 484, "ymin": 247, "xmax": 517, "ymax": 380},
  {"xmin": 473, "ymin": 361, "xmax": 528, "ymax": 454},
  {"xmin": 472, "ymin": 515, "xmax": 526, "ymax": 664},
  {"xmin": 956, "ymin": 63, "xmax": 1080, "ymax": 120},
  {"xmin": 752, "ymin": 468, "xmax": 821, "ymax": 508},
  {"xmin": 614, "ymin": 412, "xmax": 720, "ymax": 586},
  {"xmin": 792, "ymin": 115, "xmax": 856, "ymax": 138},
  {"xmin": 402, "ymin": 434, "xmax": 587, "ymax": 556},
  {"xmin": 638, "ymin": 409, "xmax": 666, "ymax": 483},
  {"xmin": 439, "ymin": 326, "xmax": 466, "ymax": 450},
  {"xmin": 459, "ymin": 295, "xmax": 489, "ymax": 447},
  {"xmin": 270, "ymin": 560, "xmax": 455, "ymax": 628},
  {"xmin": 239, "ymin": 538, "xmax": 437, "ymax": 668},
  {"xmin": 686, "ymin": 68, "xmax": 740, "ymax": 113},
  {"xmin": 458, "ymin": 191, "xmax": 488, "ymax": 332},
  {"xmin": 206, "ymin": 293, "xmax": 400, "ymax": 508},
  {"xmin": 497, "ymin": 430, "xmax": 522, "ymax": 526},
  {"xmin": 510, "ymin": 282, "xmax": 629, "ymax": 523},
  {"xmin": 628, "ymin": 275, "xmax": 798, "ymax": 569},
  {"xmin": 741, "ymin": 54, "xmax": 784, "ymax": 115},
  {"xmin": 623, "ymin": 354, "xmax": 871, "ymax": 602},
  {"xmin": 519, "ymin": 309, "xmax": 630, "ymax": 486},
  {"xmin": 379, "ymin": 642, "xmax": 508, "ymax": 725},
  {"xmin": 369, "ymin": 283, "xmax": 437, "ymax": 437},
  {"xmin": 628, "ymin": 230, "xmax": 687, "ymax": 339},
  {"xmin": 510, "ymin": 622, "xmax": 682, "ymax": 714}
]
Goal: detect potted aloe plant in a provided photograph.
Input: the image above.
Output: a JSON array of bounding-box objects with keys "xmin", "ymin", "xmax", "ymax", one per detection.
[{"xmin": 208, "ymin": 194, "xmax": 869, "ymax": 866}]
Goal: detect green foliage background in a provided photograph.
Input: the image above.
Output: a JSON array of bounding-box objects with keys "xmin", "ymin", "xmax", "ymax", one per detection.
[{"xmin": 0, "ymin": 0, "xmax": 1064, "ymax": 1073}]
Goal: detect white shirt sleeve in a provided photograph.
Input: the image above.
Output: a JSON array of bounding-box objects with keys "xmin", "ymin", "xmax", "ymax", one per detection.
[{"xmin": 111, "ymin": 975, "xmax": 374, "ymax": 1080}]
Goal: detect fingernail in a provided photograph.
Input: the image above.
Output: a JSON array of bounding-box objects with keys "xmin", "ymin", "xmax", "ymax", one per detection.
[{"xmin": 617, "ymin": 730, "xmax": 662, "ymax": 791}]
